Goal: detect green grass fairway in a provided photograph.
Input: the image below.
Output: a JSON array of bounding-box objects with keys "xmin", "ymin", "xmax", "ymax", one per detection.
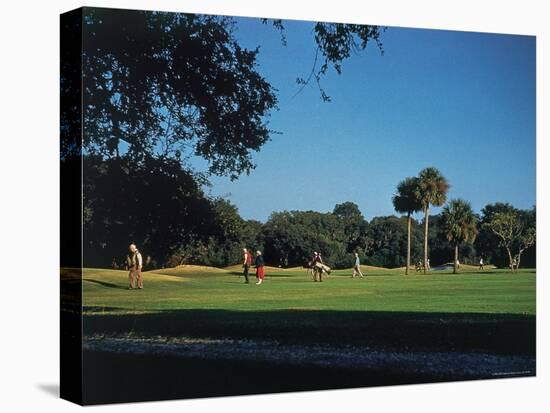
[
  {"xmin": 75, "ymin": 266, "xmax": 536, "ymax": 404},
  {"xmin": 81, "ymin": 266, "xmax": 535, "ymax": 315},
  {"xmin": 80, "ymin": 266, "xmax": 535, "ymax": 353}
]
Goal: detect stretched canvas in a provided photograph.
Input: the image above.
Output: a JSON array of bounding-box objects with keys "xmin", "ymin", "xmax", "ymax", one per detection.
[{"xmin": 60, "ymin": 6, "xmax": 536, "ymax": 405}]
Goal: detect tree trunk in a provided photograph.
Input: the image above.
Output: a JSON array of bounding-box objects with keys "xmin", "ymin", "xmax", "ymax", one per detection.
[
  {"xmin": 406, "ymin": 213, "xmax": 411, "ymax": 275},
  {"xmin": 453, "ymin": 244, "xmax": 458, "ymax": 274},
  {"xmin": 424, "ymin": 207, "xmax": 429, "ymax": 274},
  {"xmin": 506, "ymin": 247, "xmax": 514, "ymax": 272}
]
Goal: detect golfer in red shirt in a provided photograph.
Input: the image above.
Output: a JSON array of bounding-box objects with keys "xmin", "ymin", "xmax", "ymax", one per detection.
[{"xmin": 255, "ymin": 250, "xmax": 265, "ymax": 285}]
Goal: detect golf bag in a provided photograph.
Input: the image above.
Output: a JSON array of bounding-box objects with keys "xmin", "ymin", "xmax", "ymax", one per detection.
[{"xmin": 313, "ymin": 261, "xmax": 331, "ymax": 273}]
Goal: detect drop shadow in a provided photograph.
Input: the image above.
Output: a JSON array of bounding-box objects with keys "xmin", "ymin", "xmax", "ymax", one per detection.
[{"xmin": 37, "ymin": 383, "xmax": 59, "ymax": 398}]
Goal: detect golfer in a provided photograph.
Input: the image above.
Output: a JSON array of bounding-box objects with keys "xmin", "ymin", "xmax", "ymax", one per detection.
[
  {"xmin": 255, "ymin": 250, "xmax": 265, "ymax": 285},
  {"xmin": 313, "ymin": 252, "xmax": 327, "ymax": 269},
  {"xmin": 352, "ymin": 252, "xmax": 364, "ymax": 278},
  {"xmin": 127, "ymin": 243, "xmax": 143, "ymax": 289},
  {"xmin": 242, "ymin": 248, "xmax": 252, "ymax": 284},
  {"xmin": 318, "ymin": 253, "xmax": 325, "ymax": 266},
  {"xmin": 479, "ymin": 257, "xmax": 484, "ymax": 270}
]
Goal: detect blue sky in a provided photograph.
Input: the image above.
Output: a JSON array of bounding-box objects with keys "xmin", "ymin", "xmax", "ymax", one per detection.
[{"xmin": 196, "ymin": 18, "xmax": 536, "ymax": 222}]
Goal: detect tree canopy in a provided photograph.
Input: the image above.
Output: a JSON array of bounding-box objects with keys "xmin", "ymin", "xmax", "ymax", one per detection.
[
  {"xmin": 441, "ymin": 199, "xmax": 478, "ymax": 273},
  {"xmin": 82, "ymin": 8, "xmax": 278, "ymax": 179},
  {"xmin": 82, "ymin": 155, "xmax": 217, "ymax": 268},
  {"xmin": 80, "ymin": 9, "xmax": 385, "ymax": 177},
  {"xmin": 417, "ymin": 167, "xmax": 449, "ymax": 210},
  {"xmin": 441, "ymin": 199, "xmax": 478, "ymax": 246},
  {"xmin": 393, "ymin": 177, "xmax": 422, "ymax": 216}
]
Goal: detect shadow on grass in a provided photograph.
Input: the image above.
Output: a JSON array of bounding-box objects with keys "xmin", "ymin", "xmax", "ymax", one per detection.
[
  {"xmin": 83, "ymin": 306, "xmax": 126, "ymax": 312},
  {"xmin": 83, "ymin": 347, "xmax": 476, "ymax": 405},
  {"xmin": 83, "ymin": 308, "xmax": 535, "ymax": 355},
  {"xmin": 83, "ymin": 279, "xmax": 127, "ymax": 289},
  {"xmin": 80, "ymin": 308, "xmax": 536, "ymax": 405},
  {"xmin": 228, "ymin": 271, "xmax": 296, "ymax": 278}
]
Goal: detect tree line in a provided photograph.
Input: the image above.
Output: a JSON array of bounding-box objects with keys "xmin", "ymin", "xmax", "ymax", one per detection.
[
  {"xmin": 81, "ymin": 159, "xmax": 535, "ymax": 271},
  {"xmin": 392, "ymin": 167, "xmax": 535, "ymax": 274}
]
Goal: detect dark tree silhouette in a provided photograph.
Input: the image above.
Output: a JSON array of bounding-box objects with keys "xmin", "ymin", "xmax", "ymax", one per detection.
[
  {"xmin": 365, "ymin": 216, "xmax": 419, "ymax": 269},
  {"xmin": 82, "ymin": 9, "xmax": 384, "ymax": 176},
  {"xmin": 82, "ymin": 8, "xmax": 278, "ymax": 179},
  {"xmin": 333, "ymin": 202, "xmax": 369, "ymax": 254},
  {"xmin": 261, "ymin": 210, "xmax": 352, "ymax": 268},
  {"xmin": 82, "ymin": 155, "xmax": 218, "ymax": 268},
  {"xmin": 296, "ymin": 22, "xmax": 384, "ymax": 101}
]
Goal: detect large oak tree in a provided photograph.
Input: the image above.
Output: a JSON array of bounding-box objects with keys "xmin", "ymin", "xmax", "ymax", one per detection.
[{"xmin": 62, "ymin": 8, "xmax": 384, "ymax": 267}]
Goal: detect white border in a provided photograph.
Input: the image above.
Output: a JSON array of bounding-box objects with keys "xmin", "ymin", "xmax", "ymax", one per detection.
[{"xmin": 0, "ymin": 1, "xmax": 547, "ymax": 412}]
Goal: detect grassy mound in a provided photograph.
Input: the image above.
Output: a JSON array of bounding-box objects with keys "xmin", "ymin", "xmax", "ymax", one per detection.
[
  {"xmin": 83, "ymin": 268, "xmax": 188, "ymax": 284},
  {"xmin": 151, "ymin": 265, "xmax": 228, "ymax": 277},
  {"xmin": 223, "ymin": 264, "xmax": 247, "ymax": 272}
]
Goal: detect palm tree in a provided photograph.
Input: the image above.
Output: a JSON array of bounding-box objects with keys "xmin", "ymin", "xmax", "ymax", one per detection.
[
  {"xmin": 441, "ymin": 199, "xmax": 478, "ymax": 273},
  {"xmin": 417, "ymin": 167, "xmax": 449, "ymax": 274},
  {"xmin": 392, "ymin": 177, "xmax": 422, "ymax": 275}
]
